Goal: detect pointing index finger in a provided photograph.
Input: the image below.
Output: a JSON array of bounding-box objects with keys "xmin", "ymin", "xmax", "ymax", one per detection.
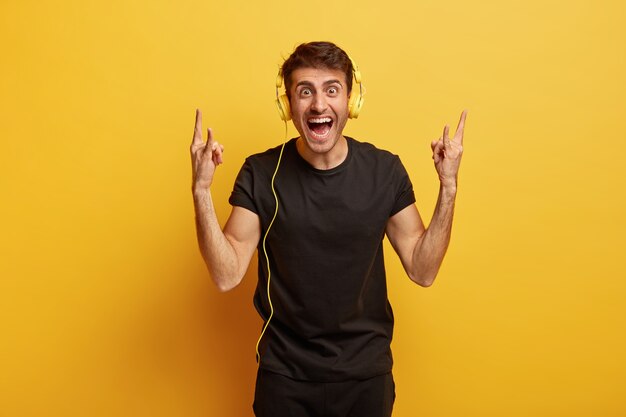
[
  {"xmin": 193, "ymin": 109, "xmax": 203, "ymax": 145},
  {"xmin": 453, "ymin": 109, "xmax": 468, "ymax": 145}
]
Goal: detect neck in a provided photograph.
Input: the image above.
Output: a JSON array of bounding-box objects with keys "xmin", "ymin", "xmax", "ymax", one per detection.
[{"xmin": 296, "ymin": 136, "xmax": 348, "ymax": 170}]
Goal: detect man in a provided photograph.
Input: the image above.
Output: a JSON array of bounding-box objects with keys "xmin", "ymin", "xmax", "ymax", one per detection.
[{"xmin": 191, "ymin": 41, "xmax": 466, "ymax": 417}]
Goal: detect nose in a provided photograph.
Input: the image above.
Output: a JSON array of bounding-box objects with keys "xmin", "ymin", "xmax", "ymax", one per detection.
[{"xmin": 310, "ymin": 93, "xmax": 328, "ymax": 113}]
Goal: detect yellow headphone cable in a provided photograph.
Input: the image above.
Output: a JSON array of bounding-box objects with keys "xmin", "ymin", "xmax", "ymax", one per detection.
[{"xmin": 255, "ymin": 120, "xmax": 287, "ymax": 364}]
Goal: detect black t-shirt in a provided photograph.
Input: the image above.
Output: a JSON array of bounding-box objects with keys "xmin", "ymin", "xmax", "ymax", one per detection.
[{"xmin": 229, "ymin": 137, "xmax": 416, "ymax": 382}]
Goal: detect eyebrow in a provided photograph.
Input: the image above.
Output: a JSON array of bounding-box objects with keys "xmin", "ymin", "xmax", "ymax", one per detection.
[{"xmin": 295, "ymin": 79, "xmax": 343, "ymax": 89}]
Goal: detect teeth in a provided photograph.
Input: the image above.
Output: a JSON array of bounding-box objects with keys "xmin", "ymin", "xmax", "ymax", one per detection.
[{"xmin": 308, "ymin": 117, "xmax": 332, "ymax": 123}]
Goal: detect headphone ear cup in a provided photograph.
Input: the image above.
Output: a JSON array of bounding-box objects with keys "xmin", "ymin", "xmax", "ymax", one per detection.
[
  {"xmin": 348, "ymin": 91, "xmax": 364, "ymax": 119},
  {"xmin": 276, "ymin": 94, "xmax": 291, "ymax": 121}
]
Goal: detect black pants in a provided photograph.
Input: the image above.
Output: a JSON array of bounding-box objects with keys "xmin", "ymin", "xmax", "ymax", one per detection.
[{"xmin": 253, "ymin": 369, "xmax": 395, "ymax": 417}]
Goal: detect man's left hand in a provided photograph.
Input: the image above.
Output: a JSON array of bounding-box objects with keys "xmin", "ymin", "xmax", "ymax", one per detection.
[{"xmin": 431, "ymin": 109, "xmax": 467, "ymax": 189}]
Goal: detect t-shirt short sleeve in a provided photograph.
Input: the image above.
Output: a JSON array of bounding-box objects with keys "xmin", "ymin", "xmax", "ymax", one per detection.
[
  {"xmin": 228, "ymin": 159, "xmax": 259, "ymax": 214},
  {"xmin": 389, "ymin": 156, "xmax": 416, "ymax": 217}
]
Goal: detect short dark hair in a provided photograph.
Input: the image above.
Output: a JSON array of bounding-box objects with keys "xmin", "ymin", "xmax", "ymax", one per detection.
[{"xmin": 281, "ymin": 41, "xmax": 353, "ymax": 99}]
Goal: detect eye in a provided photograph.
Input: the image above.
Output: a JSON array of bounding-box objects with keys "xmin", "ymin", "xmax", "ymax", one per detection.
[
  {"xmin": 300, "ymin": 88, "xmax": 312, "ymax": 97},
  {"xmin": 328, "ymin": 86, "xmax": 338, "ymax": 95}
]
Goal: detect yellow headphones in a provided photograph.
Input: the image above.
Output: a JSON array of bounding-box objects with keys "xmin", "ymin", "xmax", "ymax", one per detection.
[{"xmin": 275, "ymin": 56, "xmax": 365, "ymax": 121}]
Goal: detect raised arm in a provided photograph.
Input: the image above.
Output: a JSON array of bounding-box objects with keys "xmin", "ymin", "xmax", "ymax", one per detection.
[
  {"xmin": 191, "ymin": 109, "xmax": 261, "ymax": 292},
  {"xmin": 386, "ymin": 110, "xmax": 467, "ymax": 287}
]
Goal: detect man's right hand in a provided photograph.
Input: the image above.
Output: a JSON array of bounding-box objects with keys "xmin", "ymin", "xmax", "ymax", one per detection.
[{"xmin": 190, "ymin": 109, "xmax": 224, "ymax": 191}]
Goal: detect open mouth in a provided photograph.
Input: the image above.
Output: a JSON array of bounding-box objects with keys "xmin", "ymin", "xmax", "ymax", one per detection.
[{"xmin": 307, "ymin": 116, "xmax": 333, "ymax": 139}]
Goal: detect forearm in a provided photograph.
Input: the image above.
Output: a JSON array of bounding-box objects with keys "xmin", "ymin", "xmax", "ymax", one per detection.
[
  {"xmin": 192, "ymin": 188, "xmax": 242, "ymax": 292},
  {"xmin": 410, "ymin": 184, "xmax": 457, "ymax": 286}
]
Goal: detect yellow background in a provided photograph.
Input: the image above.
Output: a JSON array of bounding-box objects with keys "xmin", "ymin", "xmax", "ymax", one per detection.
[{"xmin": 1, "ymin": 0, "xmax": 625, "ymax": 416}]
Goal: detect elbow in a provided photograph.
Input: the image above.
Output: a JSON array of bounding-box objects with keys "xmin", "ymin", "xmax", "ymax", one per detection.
[
  {"xmin": 216, "ymin": 282, "xmax": 235, "ymax": 293},
  {"xmin": 408, "ymin": 272, "xmax": 437, "ymax": 288},
  {"xmin": 204, "ymin": 258, "xmax": 244, "ymax": 292},
  {"xmin": 415, "ymin": 277, "xmax": 436, "ymax": 288},
  {"xmin": 418, "ymin": 278, "xmax": 435, "ymax": 288},
  {"xmin": 215, "ymin": 277, "xmax": 242, "ymax": 293},
  {"xmin": 211, "ymin": 272, "xmax": 243, "ymax": 293}
]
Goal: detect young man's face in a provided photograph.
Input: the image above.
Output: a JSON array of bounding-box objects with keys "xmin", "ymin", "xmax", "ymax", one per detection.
[{"xmin": 289, "ymin": 67, "xmax": 350, "ymax": 156}]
